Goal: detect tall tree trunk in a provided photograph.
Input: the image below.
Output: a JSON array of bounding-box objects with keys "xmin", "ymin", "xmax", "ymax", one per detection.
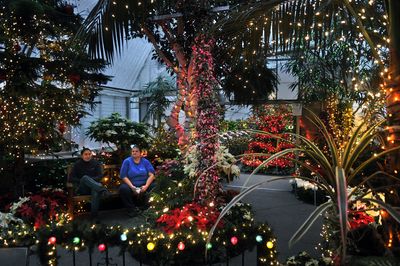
[
  {"xmin": 167, "ymin": 73, "xmax": 189, "ymax": 149},
  {"xmin": 192, "ymin": 35, "xmax": 222, "ymax": 204},
  {"xmin": 387, "ymin": 0, "xmax": 400, "ymax": 171}
]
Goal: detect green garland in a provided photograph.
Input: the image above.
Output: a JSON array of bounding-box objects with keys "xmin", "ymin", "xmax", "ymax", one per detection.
[
  {"xmin": 0, "ymin": 218, "xmax": 278, "ymax": 265},
  {"xmin": 1, "ymin": 193, "xmax": 278, "ymax": 265}
]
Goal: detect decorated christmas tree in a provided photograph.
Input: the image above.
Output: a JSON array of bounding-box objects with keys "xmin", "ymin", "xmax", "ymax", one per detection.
[
  {"xmin": 0, "ymin": 0, "xmax": 109, "ymax": 193},
  {"xmin": 242, "ymin": 104, "xmax": 295, "ymax": 174}
]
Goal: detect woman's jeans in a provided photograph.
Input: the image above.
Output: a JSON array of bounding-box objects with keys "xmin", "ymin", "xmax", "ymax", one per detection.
[{"xmin": 119, "ymin": 183, "xmax": 155, "ymax": 210}]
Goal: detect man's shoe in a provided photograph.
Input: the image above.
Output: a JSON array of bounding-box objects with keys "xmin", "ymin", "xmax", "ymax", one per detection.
[{"xmin": 100, "ymin": 189, "xmax": 112, "ymax": 198}]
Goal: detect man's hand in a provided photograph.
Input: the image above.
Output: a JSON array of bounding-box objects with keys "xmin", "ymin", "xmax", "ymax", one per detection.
[{"xmin": 140, "ymin": 185, "xmax": 148, "ymax": 193}]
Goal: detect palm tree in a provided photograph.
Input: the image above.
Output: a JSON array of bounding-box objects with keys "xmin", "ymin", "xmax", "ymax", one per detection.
[
  {"xmin": 138, "ymin": 76, "xmax": 175, "ymax": 128},
  {"xmin": 77, "ymin": 0, "xmax": 277, "ymax": 148}
]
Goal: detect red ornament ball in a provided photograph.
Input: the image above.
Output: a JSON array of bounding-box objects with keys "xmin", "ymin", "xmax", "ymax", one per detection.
[
  {"xmin": 177, "ymin": 241, "xmax": 185, "ymax": 251},
  {"xmin": 98, "ymin": 244, "xmax": 106, "ymax": 252},
  {"xmin": 230, "ymin": 236, "xmax": 238, "ymax": 245},
  {"xmin": 14, "ymin": 43, "xmax": 21, "ymax": 52},
  {"xmin": 48, "ymin": 237, "xmax": 57, "ymax": 245},
  {"xmin": 63, "ymin": 4, "xmax": 74, "ymax": 15}
]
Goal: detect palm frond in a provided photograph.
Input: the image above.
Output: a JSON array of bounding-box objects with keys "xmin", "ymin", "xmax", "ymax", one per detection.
[
  {"xmin": 349, "ymin": 146, "xmax": 400, "ymax": 181},
  {"xmin": 75, "ymin": 0, "xmax": 133, "ymax": 62},
  {"xmin": 344, "ymin": 120, "xmax": 385, "ymax": 173},
  {"xmin": 214, "ymin": 0, "xmax": 387, "ymax": 62},
  {"xmin": 361, "ymin": 198, "xmax": 400, "ymax": 224},
  {"xmin": 205, "ymin": 175, "xmax": 295, "ymax": 256},
  {"xmin": 289, "ymin": 201, "xmax": 331, "ymax": 248},
  {"xmin": 335, "ymin": 166, "xmax": 348, "ymax": 264}
]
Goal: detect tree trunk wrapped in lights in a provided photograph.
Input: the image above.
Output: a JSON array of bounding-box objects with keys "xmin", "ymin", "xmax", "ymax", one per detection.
[{"xmin": 192, "ymin": 35, "xmax": 222, "ymax": 204}]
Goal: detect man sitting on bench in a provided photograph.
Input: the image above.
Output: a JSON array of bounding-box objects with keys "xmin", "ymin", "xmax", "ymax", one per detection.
[
  {"xmin": 69, "ymin": 148, "xmax": 110, "ymax": 219},
  {"xmin": 119, "ymin": 144, "xmax": 155, "ymax": 217}
]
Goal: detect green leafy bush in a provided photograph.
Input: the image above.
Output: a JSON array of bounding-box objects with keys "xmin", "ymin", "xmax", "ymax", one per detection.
[{"xmin": 86, "ymin": 113, "xmax": 150, "ymax": 151}]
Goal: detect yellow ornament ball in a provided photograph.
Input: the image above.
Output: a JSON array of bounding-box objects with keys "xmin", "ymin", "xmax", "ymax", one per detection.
[
  {"xmin": 266, "ymin": 241, "xmax": 274, "ymax": 249},
  {"xmin": 147, "ymin": 242, "xmax": 155, "ymax": 251}
]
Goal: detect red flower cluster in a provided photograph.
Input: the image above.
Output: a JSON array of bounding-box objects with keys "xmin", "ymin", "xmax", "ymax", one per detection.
[
  {"xmin": 13, "ymin": 189, "xmax": 67, "ymax": 229},
  {"xmin": 243, "ymin": 105, "xmax": 294, "ymax": 170},
  {"xmin": 349, "ymin": 211, "xmax": 375, "ymax": 230},
  {"xmin": 155, "ymin": 159, "xmax": 181, "ymax": 177},
  {"xmin": 156, "ymin": 202, "xmax": 223, "ymax": 234}
]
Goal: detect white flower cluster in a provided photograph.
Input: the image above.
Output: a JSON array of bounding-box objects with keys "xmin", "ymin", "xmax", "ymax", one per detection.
[
  {"xmin": 9, "ymin": 197, "xmax": 30, "ymax": 214},
  {"xmin": 0, "ymin": 197, "xmax": 28, "ymax": 229},
  {"xmin": 292, "ymin": 178, "xmax": 318, "ymax": 191},
  {"xmin": 219, "ymin": 130, "xmax": 248, "ymax": 141},
  {"xmin": 217, "ymin": 145, "xmax": 240, "ymax": 177},
  {"xmin": 183, "ymin": 145, "xmax": 240, "ymax": 179},
  {"xmin": 0, "ymin": 212, "xmax": 23, "ymax": 228}
]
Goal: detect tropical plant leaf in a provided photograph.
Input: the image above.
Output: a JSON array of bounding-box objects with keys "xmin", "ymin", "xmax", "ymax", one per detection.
[
  {"xmin": 205, "ymin": 175, "xmax": 291, "ymax": 256},
  {"xmin": 361, "ymin": 198, "xmax": 400, "ymax": 224},
  {"xmin": 349, "ymin": 146, "xmax": 400, "ymax": 181},
  {"xmin": 344, "ymin": 120, "xmax": 385, "ymax": 173},
  {"xmin": 335, "ymin": 166, "xmax": 348, "ymax": 264},
  {"xmin": 289, "ymin": 201, "xmax": 331, "ymax": 247},
  {"xmin": 241, "ymin": 148, "xmax": 302, "ymax": 190}
]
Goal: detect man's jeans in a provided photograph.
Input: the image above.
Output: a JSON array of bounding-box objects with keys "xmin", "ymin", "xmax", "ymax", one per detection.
[{"xmin": 77, "ymin": 175, "xmax": 106, "ymax": 215}]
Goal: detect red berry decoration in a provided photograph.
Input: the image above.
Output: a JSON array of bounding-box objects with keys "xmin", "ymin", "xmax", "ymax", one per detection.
[
  {"xmin": 98, "ymin": 244, "xmax": 106, "ymax": 252},
  {"xmin": 177, "ymin": 241, "xmax": 185, "ymax": 251},
  {"xmin": 69, "ymin": 74, "xmax": 80, "ymax": 84},
  {"xmin": 58, "ymin": 121, "xmax": 66, "ymax": 134},
  {"xmin": 14, "ymin": 43, "xmax": 21, "ymax": 52},
  {"xmin": 230, "ymin": 236, "xmax": 238, "ymax": 245},
  {"xmin": 48, "ymin": 237, "xmax": 57, "ymax": 245},
  {"xmin": 63, "ymin": 4, "xmax": 74, "ymax": 15}
]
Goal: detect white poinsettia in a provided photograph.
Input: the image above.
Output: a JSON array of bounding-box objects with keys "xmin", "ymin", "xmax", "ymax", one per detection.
[
  {"xmin": 0, "ymin": 212, "xmax": 23, "ymax": 228},
  {"xmin": 9, "ymin": 197, "xmax": 30, "ymax": 214},
  {"xmin": 184, "ymin": 145, "xmax": 240, "ymax": 179}
]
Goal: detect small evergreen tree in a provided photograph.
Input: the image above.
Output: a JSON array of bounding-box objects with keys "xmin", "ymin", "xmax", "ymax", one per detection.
[{"xmin": 0, "ymin": 0, "xmax": 109, "ymax": 194}]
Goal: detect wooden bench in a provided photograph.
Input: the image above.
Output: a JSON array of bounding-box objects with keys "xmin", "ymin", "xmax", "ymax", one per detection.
[{"xmin": 66, "ymin": 164, "xmax": 120, "ymax": 216}]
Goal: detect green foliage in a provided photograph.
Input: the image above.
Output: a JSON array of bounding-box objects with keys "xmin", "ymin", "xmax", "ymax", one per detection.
[
  {"xmin": 86, "ymin": 113, "xmax": 150, "ymax": 151},
  {"xmin": 285, "ymin": 251, "xmax": 331, "ymax": 266},
  {"xmin": 220, "ymin": 131, "xmax": 251, "ymax": 156},
  {"xmin": 147, "ymin": 126, "xmax": 180, "ymax": 165},
  {"xmin": 220, "ymin": 120, "xmax": 249, "ymax": 132},
  {"xmin": 284, "ymin": 41, "xmax": 381, "ymax": 106},
  {"xmin": 24, "ymin": 159, "xmax": 74, "ymax": 192},
  {"xmin": 220, "ymin": 120, "xmax": 252, "ymax": 156},
  {"xmin": 138, "ymin": 76, "xmax": 175, "ymax": 127}
]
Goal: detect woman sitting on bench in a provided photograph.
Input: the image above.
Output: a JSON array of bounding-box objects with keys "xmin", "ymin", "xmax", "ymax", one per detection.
[{"xmin": 119, "ymin": 144, "xmax": 155, "ymax": 217}]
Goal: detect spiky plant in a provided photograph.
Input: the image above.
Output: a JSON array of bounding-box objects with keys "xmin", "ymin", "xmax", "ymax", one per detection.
[{"xmin": 207, "ymin": 110, "xmax": 400, "ymax": 264}]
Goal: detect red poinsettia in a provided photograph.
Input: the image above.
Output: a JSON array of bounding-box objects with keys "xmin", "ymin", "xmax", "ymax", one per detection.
[
  {"xmin": 156, "ymin": 202, "xmax": 223, "ymax": 234},
  {"xmin": 12, "ymin": 188, "xmax": 67, "ymax": 229},
  {"xmin": 349, "ymin": 211, "xmax": 375, "ymax": 230}
]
